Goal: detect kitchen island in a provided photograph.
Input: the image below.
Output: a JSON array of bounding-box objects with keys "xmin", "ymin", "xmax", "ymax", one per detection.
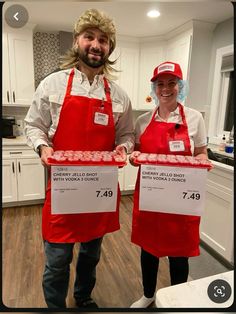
[
  {"xmin": 200, "ymin": 158, "xmax": 234, "ymax": 266},
  {"xmin": 155, "ymin": 270, "xmax": 234, "ymax": 308}
]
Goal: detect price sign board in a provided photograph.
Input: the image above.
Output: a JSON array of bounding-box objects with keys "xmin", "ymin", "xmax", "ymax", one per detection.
[
  {"xmin": 51, "ymin": 166, "xmax": 118, "ymax": 214},
  {"xmin": 139, "ymin": 164, "xmax": 207, "ymax": 216}
]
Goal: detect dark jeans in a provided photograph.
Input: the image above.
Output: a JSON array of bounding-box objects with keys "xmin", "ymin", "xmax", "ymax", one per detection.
[
  {"xmin": 141, "ymin": 248, "xmax": 189, "ymax": 298},
  {"xmin": 42, "ymin": 237, "xmax": 103, "ymax": 308}
]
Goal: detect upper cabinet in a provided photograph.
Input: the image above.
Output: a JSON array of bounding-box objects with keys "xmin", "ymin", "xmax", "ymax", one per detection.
[
  {"xmin": 3, "ymin": 20, "xmax": 215, "ymax": 113},
  {"xmin": 122, "ymin": 20, "xmax": 215, "ymax": 112},
  {"xmin": 119, "ymin": 46, "xmax": 139, "ymax": 110},
  {"xmin": 136, "ymin": 31, "xmax": 191, "ymax": 111},
  {"xmin": 137, "ymin": 31, "xmax": 191, "ymax": 110},
  {"xmin": 185, "ymin": 21, "xmax": 216, "ymax": 112},
  {"xmin": 137, "ymin": 43, "xmax": 165, "ymax": 110},
  {"xmin": 165, "ymin": 30, "xmax": 192, "ymax": 81},
  {"xmin": 111, "ymin": 39, "xmax": 139, "ymax": 110},
  {"xmin": 3, "ymin": 25, "xmax": 35, "ymax": 106}
]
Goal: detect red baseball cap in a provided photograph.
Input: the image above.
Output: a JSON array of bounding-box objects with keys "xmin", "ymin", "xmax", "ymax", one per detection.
[{"xmin": 151, "ymin": 61, "xmax": 183, "ymax": 82}]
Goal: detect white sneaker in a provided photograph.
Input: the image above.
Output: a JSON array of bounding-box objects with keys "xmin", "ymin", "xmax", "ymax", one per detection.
[{"xmin": 130, "ymin": 295, "xmax": 155, "ymax": 308}]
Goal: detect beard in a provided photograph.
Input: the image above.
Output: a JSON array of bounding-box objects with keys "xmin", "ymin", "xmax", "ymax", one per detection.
[{"xmin": 75, "ymin": 46, "xmax": 109, "ymax": 68}]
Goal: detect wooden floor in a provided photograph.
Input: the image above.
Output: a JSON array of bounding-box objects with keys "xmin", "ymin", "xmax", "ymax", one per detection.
[{"xmin": 2, "ymin": 195, "xmax": 171, "ymax": 309}]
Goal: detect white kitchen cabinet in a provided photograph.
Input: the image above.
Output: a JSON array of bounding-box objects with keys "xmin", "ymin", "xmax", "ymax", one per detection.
[
  {"xmin": 138, "ymin": 44, "xmax": 165, "ymax": 110},
  {"xmin": 123, "ymin": 160, "xmax": 138, "ymax": 191},
  {"xmin": 2, "ymin": 159, "xmax": 18, "ymax": 203},
  {"xmin": 185, "ymin": 20, "xmax": 216, "ymax": 112},
  {"xmin": 110, "ymin": 46, "xmax": 121, "ymax": 73},
  {"xmin": 165, "ymin": 30, "xmax": 192, "ymax": 81},
  {"xmin": 118, "ymin": 168, "xmax": 125, "ymax": 191},
  {"xmin": 3, "ymin": 147, "xmax": 45, "ymax": 205},
  {"xmin": 118, "ymin": 157, "xmax": 139, "ymax": 193},
  {"xmin": 136, "ymin": 21, "xmax": 215, "ymax": 112},
  {"xmin": 3, "ymin": 25, "xmax": 35, "ymax": 106},
  {"xmin": 119, "ymin": 46, "xmax": 139, "ymax": 109},
  {"xmin": 200, "ymin": 161, "xmax": 234, "ymax": 265},
  {"xmin": 111, "ymin": 40, "xmax": 139, "ymax": 109},
  {"xmin": 3, "ymin": 31, "xmax": 11, "ymax": 105}
]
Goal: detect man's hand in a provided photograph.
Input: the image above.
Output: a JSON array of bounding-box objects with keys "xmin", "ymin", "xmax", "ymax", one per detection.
[
  {"xmin": 114, "ymin": 145, "xmax": 127, "ymax": 167},
  {"xmin": 39, "ymin": 146, "xmax": 54, "ymax": 167},
  {"xmin": 115, "ymin": 145, "xmax": 127, "ymax": 158}
]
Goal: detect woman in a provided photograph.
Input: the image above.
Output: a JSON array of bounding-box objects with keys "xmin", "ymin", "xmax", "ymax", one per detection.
[{"xmin": 130, "ymin": 61, "xmax": 208, "ymax": 308}]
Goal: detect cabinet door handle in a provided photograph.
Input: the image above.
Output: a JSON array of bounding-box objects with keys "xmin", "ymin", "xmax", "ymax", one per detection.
[
  {"xmin": 7, "ymin": 91, "xmax": 10, "ymax": 102},
  {"xmin": 13, "ymin": 91, "xmax": 15, "ymax": 102},
  {"xmin": 12, "ymin": 162, "xmax": 15, "ymax": 174},
  {"xmin": 18, "ymin": 162, "xmax": 21, "ymax": 173},
  {"xmin": 10, "ymin": 152, "xmax": 22, "ymax": 155}
]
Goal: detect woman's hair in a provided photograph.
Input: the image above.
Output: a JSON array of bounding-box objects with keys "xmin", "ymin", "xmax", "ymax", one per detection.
[
  {"xmin": 60, "ymin": 8, "xmax": 119, "ymax": 79},
  {"xmin": 150, "ymin": 79, "xmax": 189, "ymax": 105}
]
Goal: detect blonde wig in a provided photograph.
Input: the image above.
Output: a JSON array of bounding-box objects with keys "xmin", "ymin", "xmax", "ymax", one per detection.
[{"xmin": 60, "ymin": 8, "xmax": 118, "ymax": 79}]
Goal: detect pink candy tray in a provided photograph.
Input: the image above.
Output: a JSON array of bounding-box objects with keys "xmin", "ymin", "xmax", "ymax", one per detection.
[
  {"xmin": 132, "ymin": 152, "xmax": 213, "ymax": 169},
  {"xmin": 47, "ymin": 150, "xmax": 127, "ymax": 166}
]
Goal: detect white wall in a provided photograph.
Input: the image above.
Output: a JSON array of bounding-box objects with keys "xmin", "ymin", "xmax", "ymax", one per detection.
[{"xmin": 205, "ymin": 17, "xmax": 234, "ymax": 132}]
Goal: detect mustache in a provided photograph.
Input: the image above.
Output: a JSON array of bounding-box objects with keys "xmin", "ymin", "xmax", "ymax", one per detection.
[
  {"xmin": 72, "ymin": 46, "xmax": 103, "ymax": 57},
  {"xmin": 89, "ymin": 47, "xmax": 102, "ymax": 55}
]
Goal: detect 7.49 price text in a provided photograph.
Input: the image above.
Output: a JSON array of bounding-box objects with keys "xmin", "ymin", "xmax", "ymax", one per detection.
[
  {"xmin": 182, "ymin": 192, "xmax": 200, "ymax": 200},
  {"xmin": 96, "ymin": 190, "xmax": 113, "ymax": 198}
]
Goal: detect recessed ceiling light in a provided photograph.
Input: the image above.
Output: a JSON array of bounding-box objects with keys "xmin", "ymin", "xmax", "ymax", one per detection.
[{"xmin": 147, "ymin": 10, "xmax": 160, "ymax": 18}]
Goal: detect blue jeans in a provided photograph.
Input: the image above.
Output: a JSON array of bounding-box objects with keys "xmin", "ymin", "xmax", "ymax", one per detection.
[{"xmin": 42, "ymin": 237, "xmax": 103, "ymax": 308}]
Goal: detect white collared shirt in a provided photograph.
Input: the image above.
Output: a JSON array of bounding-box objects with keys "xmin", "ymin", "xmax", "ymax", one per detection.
[
  {"xmin": 135, "ymin": 105, "xmax": 207, "ymax": 154},
  {"xmin": 24, "ymin": 68, "xmax": 135, "ymax": 153}
]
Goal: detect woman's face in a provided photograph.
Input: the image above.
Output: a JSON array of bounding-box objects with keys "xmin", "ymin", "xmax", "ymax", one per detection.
[{"xmin": 155, "ymin": 73, "xmax": 179, "ymax": 105}]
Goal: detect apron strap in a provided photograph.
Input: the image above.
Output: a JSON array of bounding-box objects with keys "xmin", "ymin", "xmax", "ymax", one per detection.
[
  {"xmin": 66, "ymin": 71, "xmax": 111, "ymax": 103},
  {"xmin": 150, "ymin": 106, "xmax": 159, "ymax": 123},
  {"xmin": 65, "ymin": 68, "xmax": 75, "ymax": 96},
  {"xmin": 178, "ymin": 103, "xmax": 187, "ymax": 125},
  {"xmin": 178, "ymin": 103, "xmax": 192, "ymax": 154},
  {"xmin": 103, "ymin": 77, "xmax": 112, "ymax": 104}
]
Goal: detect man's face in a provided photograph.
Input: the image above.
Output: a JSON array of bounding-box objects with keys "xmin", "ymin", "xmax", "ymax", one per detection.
[{"xmin": 74, "ymin": 27, "xmax": 110, "ymax": 68}]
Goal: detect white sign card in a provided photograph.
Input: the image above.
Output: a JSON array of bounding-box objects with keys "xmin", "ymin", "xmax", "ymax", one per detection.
[
  {"xmin": 139, "ymin": 164, "xmax": 207, "ymax": 216},
  {"xmin": 51, "ymin": 166, "xmax": 118, "ymax": 214}
]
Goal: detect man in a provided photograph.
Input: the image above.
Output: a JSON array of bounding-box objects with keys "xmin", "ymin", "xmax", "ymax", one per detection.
[{"xmin": 24, "ymin": 8, "xmax": 134, "ymax": 308}]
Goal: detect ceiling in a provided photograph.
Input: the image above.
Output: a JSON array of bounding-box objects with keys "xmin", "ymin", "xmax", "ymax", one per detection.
[{"xmin": 3, "ymin": 1, "xmax": 234, "ymax": 37}]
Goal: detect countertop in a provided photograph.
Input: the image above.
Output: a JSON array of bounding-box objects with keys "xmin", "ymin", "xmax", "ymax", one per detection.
[
  {"xmin": 208, "ymin": 143, "xmax": 234, "ymax": 159},
  {"xmin": 210, "ymin": 160, "xmax": 234, "ymax": 173},
  {"xmin": 207, "ymin": 143, "xmax": 234, "ymax": 173},
  {"xmin": 2, "ymin": 136, "xmax": 27, "ymax": 146},
  {"xmin": 3, "ymin": 138, "xmax": 233, "ymax": 154},
  {"xmin": 155, "ymin": 270, "xmax": 234, "ymax": 308}
]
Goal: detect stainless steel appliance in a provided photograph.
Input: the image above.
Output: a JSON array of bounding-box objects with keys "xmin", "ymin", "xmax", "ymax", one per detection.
[{"xmin": 2, "ymin": 116, "xmax": 17, "ymax": 138}]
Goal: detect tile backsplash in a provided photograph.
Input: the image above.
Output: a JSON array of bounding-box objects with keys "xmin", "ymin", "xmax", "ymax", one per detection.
[{"xmin": 33, "ymin": 31, "xmax": 60, "ymax": 88}]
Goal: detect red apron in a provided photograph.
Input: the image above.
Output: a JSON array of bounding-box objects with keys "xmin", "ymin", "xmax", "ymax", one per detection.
[
  {"xmin": 131, "ymin": 104, "xmax": 200, "ymax": 257},
  {"xmin": 42, "ymin": 68, "xmax": 120, "ymax": 243}
]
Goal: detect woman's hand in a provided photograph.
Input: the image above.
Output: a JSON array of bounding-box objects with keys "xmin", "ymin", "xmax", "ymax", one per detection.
[
  {"xmin": 194, "ymin": 146, "xmax": 208, "ymax": 160},
  {"xmin": 129, "ymin": 151, "xmax": 141, "ymax": 167}
]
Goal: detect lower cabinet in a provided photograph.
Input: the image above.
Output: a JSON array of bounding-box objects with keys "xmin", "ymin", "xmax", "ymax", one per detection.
[
  {"xmin": 200, "ymin": 162, "xmax": 234, "ymax": 265},
  {"xmin": 118, "ymin": 167, "xmax": 125, "ymax": 191},
  {"xmin": 118, "ymin": 158, "xmax": 139, "ymax": 193},
  {"xmin": 3, "ymin": 149, "xmax": 45, "ymax": 205}
]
